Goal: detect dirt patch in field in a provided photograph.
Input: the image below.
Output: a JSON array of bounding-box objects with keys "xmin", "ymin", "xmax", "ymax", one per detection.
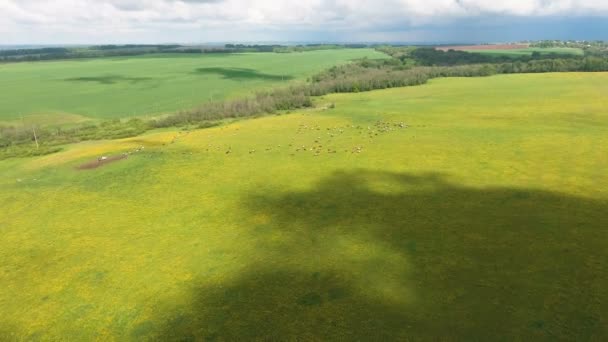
[
  {"xmin": 436, "ymin": 44, "xmax": 529, "ymax": 51},
  {"xmin": 76, "ymin": 155, "xmax": 128, "ymax": 170}
]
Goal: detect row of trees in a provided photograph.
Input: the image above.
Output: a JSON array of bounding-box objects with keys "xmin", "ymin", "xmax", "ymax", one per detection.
[
  {"xmin": 0, "ymin": 45, "xmax": 192, "ymax": 62},
  {"xmin": 530, "ymin": 40, "xmax": 607, "ymax": 49},
  {"xmin": 153, "ymin": 88, "xmax": 313, "ymax": 127},
  {"xmin": 408, "ymin": 48, "xmax": 581, "ymax": 66},
  {"xmin": 0, "ymin": 44, "xmax": 374, "ymax": 63},
  {"xmin": 0, "ymin": 45, "xmax": 267, "ymax": 63},
  {"xmin": 0, "ymin": 118, "xmax": 151, "ymax": 159}
]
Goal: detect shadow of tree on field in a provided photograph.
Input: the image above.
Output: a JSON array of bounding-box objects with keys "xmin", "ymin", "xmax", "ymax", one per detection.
[
  {"xmin": 129, "ymin": 171, "xmax": 608, "ymax": 340},
  {"xmin": 149, "ymin": 269, "xmax": 418, "ymax": 341},
  {"xmin": 194, "ymin": 67, "xmax": 293, "ymax": 81},
  {"xmin": 64, "ymin": 74, "xmax": 154, "ymax": 85}
]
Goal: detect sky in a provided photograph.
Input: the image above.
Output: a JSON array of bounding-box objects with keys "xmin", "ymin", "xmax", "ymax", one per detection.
[{"xmin": 2, "ymin": 0, "xmax": 608, "ymax": 44}]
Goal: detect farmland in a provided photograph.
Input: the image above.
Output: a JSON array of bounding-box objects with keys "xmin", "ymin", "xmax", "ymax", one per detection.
[
  {"xmin": 1, "ymin": 72, "xmax": 607, "ymax": 340},
  {"xmin": 437, "ymin": 45, "xmax": 584, "ymax": 56},
  {"xmin": 465, "ymin": 47, "xmax": 584, "ymax": 56},
  {"xmin": 0, "ymin": 49, "xmax": 385, "ymax": 123}
]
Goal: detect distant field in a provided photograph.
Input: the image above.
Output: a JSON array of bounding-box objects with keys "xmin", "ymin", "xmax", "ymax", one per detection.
[
  {"xmin": 437, "ymin": 45, "xmax": 584, "ymax": 57},
  {"xmin": 437, "ymin": 44, "xmax": 529, "ymax": 51},
  {"xmin": 465, "ymin": 47, "xmax": 585, "ymax": 56},
  {"xmin": 1, "ymin": 72, "xmax": 607, "ymax": 340},
  {"xmin": 0, "ymin": 49, "xmax": 386, "ymax": 123}
]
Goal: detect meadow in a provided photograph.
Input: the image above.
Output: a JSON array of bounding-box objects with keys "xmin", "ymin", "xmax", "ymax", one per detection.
[
  {"xmin": 0, "ymin": 49, "xmax": 385, "ymax": 124},
  {"xmin": 1, "ymin": 72, "xmax": 607, "ymax": 340}
]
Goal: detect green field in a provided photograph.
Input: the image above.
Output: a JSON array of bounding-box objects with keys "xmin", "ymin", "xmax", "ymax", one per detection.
[
  {"xmin": 0, "ymin": 49, "xmax": 385, "ymax": 123},
  {"xmin": 1, "ymin": 72, "xmax": 607, "ymax": 340},
  {"xmin": 466, "ymin": 47, "xmax": 584, "ymax": 57}
]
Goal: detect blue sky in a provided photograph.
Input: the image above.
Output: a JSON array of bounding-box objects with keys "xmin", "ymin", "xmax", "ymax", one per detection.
[{"xmin": 2, "ymin": 0, "xmax": 608, "ymax": 44}]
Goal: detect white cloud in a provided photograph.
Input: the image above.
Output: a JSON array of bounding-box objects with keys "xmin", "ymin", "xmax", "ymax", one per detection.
[{"xmin": 1, "ymin": 0, "xmax": 608, "ymax": 43}]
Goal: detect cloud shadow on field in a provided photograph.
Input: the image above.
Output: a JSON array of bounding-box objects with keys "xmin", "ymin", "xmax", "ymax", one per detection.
[
  {"xmin": 194, "ymin": 67, "xmax": 293, "ymax": 81},
  {"xmin": 146, "ymin": 269, "xmax": 415, "ymax": 341},
  {"xmin": 64, "ymin": 75, "xmax": 154, "ymax": 85},
  {"xmin": 148, "ymin": 170, "xmax": 607, "ymax": 340},
  {"xmin": 0, "ymin": 326, "xmax": 18, "ymax": 341}
]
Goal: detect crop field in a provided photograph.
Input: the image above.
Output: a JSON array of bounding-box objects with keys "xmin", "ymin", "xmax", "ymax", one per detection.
[
  {"xmin": 437, "ymin": 44, "xmax": 585, "ymax": 56},
  {"xmin": 1, "ymin": 72, "xmax": 607, "ymax": 340},
  {"xmin": 0, "ymin": 49, "xmax": 385, "ymax": 123}
]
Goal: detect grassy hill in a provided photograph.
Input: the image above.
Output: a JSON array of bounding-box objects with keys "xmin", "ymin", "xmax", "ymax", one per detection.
[
  {"xmin": 0, "ymin": 49, "xmax": 386, "ymax": 123},
  {"xmin": 1, "ymin": 72, "xmax": 607, "ymax": 340}
]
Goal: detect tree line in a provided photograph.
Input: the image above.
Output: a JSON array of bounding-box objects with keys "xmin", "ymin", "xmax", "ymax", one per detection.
[
  {"xmin": 0, "ymin": 44, "xmax": 374, "ymax": 63},
  {"xmin": 0, "ymin": 45, "xmax": 193, "ymax": 63},
  {"xmin": 391, "ymin": 47, "xmax": 581, "ymax": 66}
]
